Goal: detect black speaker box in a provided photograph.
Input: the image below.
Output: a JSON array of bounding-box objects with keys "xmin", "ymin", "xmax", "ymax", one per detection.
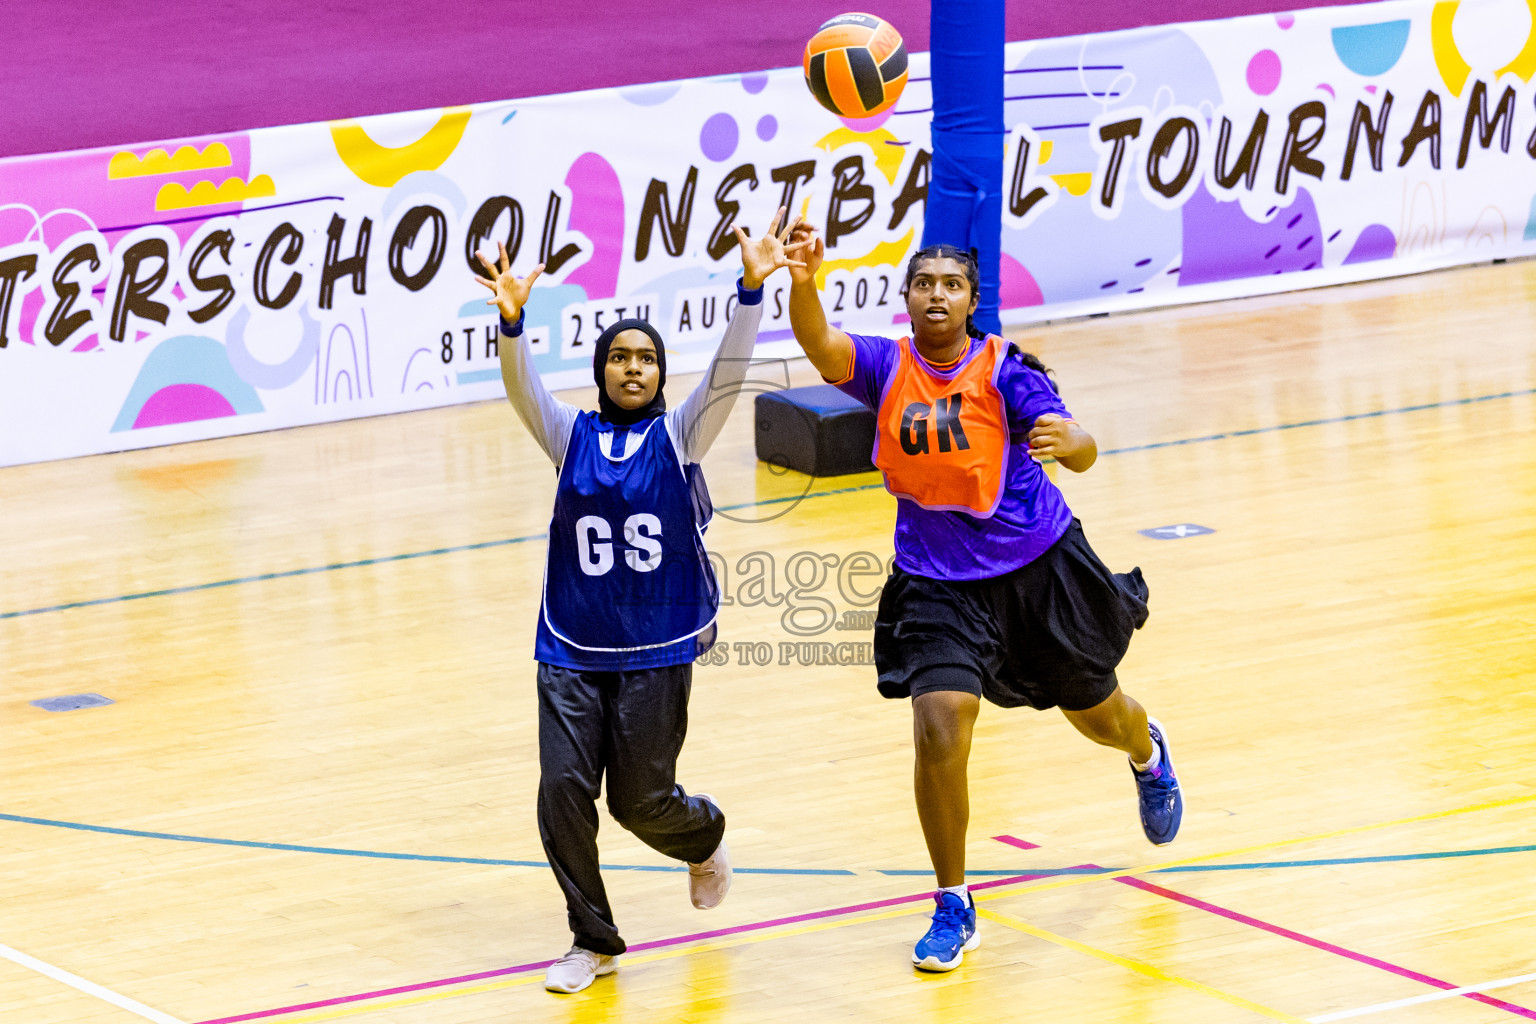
[{"xmin": 754, "ymin": 384, "xmax": 876, "ymax": 477}]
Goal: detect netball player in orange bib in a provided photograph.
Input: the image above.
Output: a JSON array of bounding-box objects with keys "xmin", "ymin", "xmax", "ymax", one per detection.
[{"xmin": 786, "ymin": 230, "xmax": 1183, "ymax": 973}]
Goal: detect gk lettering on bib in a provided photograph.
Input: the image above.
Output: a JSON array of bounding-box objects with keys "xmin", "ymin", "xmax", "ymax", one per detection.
[{"xmin": 873, "ymin": 335, "xmax": 1010, "ymax": 516}]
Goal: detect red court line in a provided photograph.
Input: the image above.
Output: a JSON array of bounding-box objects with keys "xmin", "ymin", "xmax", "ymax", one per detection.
[
  {"xmin": 986, "ymin": 836, "xmax": 1536, "ymax": 1021},
  {"xmin": 1116, "ymin": 875, "xmax": 1536, "ymax": 1021},
  {"xmin": 191, "ymin": 870, "xmax": 1057, "ymax": 1024}
]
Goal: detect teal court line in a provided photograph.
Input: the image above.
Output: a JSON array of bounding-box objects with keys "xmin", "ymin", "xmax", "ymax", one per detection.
[
  {"xmin": 0, "ymin": 812, "xmax": 850, "ymax": 875},
  {"xmin": 1, "ymin": 811, "xmax": 1531, "ymax": 878},
  {"xmin": 2, "ymin": 384, "xmax": 1531, "ymax": 623},
  {"xmin": 876, "ymin": 843, "xmax": 1536, "ymax": 875},
  {"xmin": 0, "ymin": 533, "xmax": 549, "ymax": 621}
]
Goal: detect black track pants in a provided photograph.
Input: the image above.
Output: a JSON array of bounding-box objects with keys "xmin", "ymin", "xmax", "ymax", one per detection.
[{"xmin": 535, "ymin": 661, "xmax": 726, "ymax": 956}]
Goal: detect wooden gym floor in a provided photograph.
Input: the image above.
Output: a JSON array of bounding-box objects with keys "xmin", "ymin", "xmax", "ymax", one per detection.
[{"xmin": 1, "ymin": 259, "xmax": 1533, "ymax": 1024}]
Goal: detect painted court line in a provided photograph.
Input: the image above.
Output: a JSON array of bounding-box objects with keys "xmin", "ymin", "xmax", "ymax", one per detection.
[
  {"xmin": 1099, "ymin": 385, "xmax": 1536, "ymax": 457},
  {"xmin": 1115, "ymin": 876, "xmax": 1536, "ymax": 1021},
  {"xmin": 192, "ymin": 791, "xmax": 1536, "ymax": 1023},
  {"xmin": 5, "ymin": 384, "xmax": 1532, "ymax": 623},
  {"xmin": 977, "ymin": 906, "xmax": 1310, "ymax": 1024},
  {"xmin": 888, "ymin": 841, "xmax": 1536, "ymax": 876},
  {"xmin": 1312, "ymin": 971, "xmax": 1536, "ymax": 1022},
  {"xmin": 971, "ymin": 791, "xmax": 1536, "ymax": 906},
  {"xmin": 0, "ymin": 533, "xmax": 548, "ymax": 621},
  {"xmin": 988, "ymin": 835, "xmax": 1536, "ymax": 1022},
  {"xmin": 0, "ymin": 941, "xmax": 185, "ymax": 1024},
  {"xmin": 253, "ymin": 905, "xmax": 935, "ymax": 1024},
  {"xmin": 1153, "ymin": 842, "xmax": 1536, "ymax": 871},
  {"xmin": 879, "ymin": 838, "xmax": 1536, "ymax": 875},
  {"xmin": 190, "ymin": 870, "xmax": 1062, "ymax": 1024},
  {"xmin": 0, "ymin": 812, "xmax": 851, "ymax": 876},
  {"xmin": 8, "ymin": 808, "xmax": 1534, "ymax": 879},
  {"xmin": 222, "ymin": 876, "xmax": 1116, "ymax": 1024}
]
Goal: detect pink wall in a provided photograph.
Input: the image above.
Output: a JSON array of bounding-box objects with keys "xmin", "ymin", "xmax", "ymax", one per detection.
[{"xmin": 1, "ymin": 1, "xmax": 1379, "ymax": 158}]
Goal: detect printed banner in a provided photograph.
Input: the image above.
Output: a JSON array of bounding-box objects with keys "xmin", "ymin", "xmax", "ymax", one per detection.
[{"xmin": 3, "ymin": 0, "xmax": 1535, "ymax": 466}]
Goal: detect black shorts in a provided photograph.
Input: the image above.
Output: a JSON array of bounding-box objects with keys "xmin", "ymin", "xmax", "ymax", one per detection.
[{"xmin": 872, "ymin": 520, "xmax": 1149, "ymax": 712}]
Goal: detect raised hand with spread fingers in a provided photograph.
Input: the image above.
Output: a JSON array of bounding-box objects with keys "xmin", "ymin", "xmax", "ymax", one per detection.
[
  {"xmin": 733, "ymin": 206, "xmax": 810, "ymax": 290},
  {"xmin": 473, "ymin": 242, "xmax": 544, "ymax": 324}
]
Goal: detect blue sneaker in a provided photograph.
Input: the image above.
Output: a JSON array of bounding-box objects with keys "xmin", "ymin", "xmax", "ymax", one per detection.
[
  {"xmin": 911, "ymin": 891, "xmax": 979, "ymax": 972},
  {"xmin": 1133, "ymin": 716, "xmax": 1183, "ymax": 845}
]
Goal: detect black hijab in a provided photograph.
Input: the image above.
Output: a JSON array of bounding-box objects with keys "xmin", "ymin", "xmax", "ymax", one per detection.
[{"xmin": 592, "ymin": 318, "xmax": 667, "ymax": 427}]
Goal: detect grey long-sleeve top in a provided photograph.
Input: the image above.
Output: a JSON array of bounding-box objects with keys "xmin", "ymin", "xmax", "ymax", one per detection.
[{"xmin": 499, "ymin": 280, "xmax": 765, "ymax": 467}]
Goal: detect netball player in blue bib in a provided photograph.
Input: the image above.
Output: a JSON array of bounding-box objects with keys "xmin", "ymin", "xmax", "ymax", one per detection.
[{"xmin": 475, "ymin": 209, "xmax": 805, "ymax": 994}]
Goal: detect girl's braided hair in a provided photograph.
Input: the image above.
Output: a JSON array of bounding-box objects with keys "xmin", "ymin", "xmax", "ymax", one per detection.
[{"xmin": 902, "ymin": 244, "xmax": 1055, "ymax": 388}]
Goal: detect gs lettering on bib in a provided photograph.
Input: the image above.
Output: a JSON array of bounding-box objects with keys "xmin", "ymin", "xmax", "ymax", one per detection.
[
  {"xmin": 873, "ymin": 335, "xmax": 1010, "ymax": 517},
  {"xmin": 543, "ymin": 413, "xmax": 718, "ymax": 653}
]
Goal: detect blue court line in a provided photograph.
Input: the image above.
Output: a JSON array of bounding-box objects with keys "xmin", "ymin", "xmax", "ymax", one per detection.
[
  {"xmin": 1100, "ymin": 386, "xmax": 1536, "ymax": 456},
  {"xmin": 720, "ymin": 385, "xmax": 1536, "ymax": 511},
  {"xmin": 875, "ymin": 843, "xmax": 1536, "ymax": 875},
  {"xmin": 0, "ymin": 532, "xmax": 549, "ymax": 621},
  {"xmin": 2, "ymin": 810, "xmax": 1528, "ymax": 877},
  {"xmin": 1153, "ymin": 844, "xmax": 1536, "ymax": 871},
  {"xmin": 3, "ymin": 384, "xmax": 1530, "ymax": 623},
  {"xmin": 0, "ymin": 812, "xmax": 852, "ymax": 875},
  {"xmin": 716, "ymin": 478, "xmax": 882, "ymax": 512}
]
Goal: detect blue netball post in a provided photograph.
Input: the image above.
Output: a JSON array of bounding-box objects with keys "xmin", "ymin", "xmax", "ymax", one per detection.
[{"xmin": 924, "ymin": 0, "xmax": 1005, "ymax": 336}]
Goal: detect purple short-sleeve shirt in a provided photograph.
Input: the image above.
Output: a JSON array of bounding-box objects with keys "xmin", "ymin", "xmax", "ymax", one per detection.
[{"xmin": 833, "ymin": 333, "xmax": 1075, "ymax": 581}]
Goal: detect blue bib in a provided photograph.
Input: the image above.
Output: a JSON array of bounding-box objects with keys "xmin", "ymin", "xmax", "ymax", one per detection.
[{"xmin": 542, "ymin": 413, "xmax": 718, "ymax": 653}]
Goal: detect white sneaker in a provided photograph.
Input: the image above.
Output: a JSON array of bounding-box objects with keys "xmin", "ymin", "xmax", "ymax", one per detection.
[
  {"xmin": 544, "ymin": 946, "xmax": 617, "ymax": 993},
  {"xmin": 688, "ymin": 793, "xmax": 732, "ymax": 910}
]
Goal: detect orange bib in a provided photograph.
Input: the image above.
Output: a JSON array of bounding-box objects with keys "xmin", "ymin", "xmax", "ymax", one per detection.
[{"xmin": 873, "ymin": 335, "xmax": 1010, "ymax": 516}]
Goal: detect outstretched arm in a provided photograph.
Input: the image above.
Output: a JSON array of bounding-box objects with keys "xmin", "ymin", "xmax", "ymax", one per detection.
[
  {"xmin": 785, "ymin": 222, "xmax": 855, "ymax": 382},
  {"xmin": 473, "ymin": 246, "xmax": 578, "ymax": 466},
  {"xmin": 672, "ymin": 207, "xmax": 809, "ymax": 462}
]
